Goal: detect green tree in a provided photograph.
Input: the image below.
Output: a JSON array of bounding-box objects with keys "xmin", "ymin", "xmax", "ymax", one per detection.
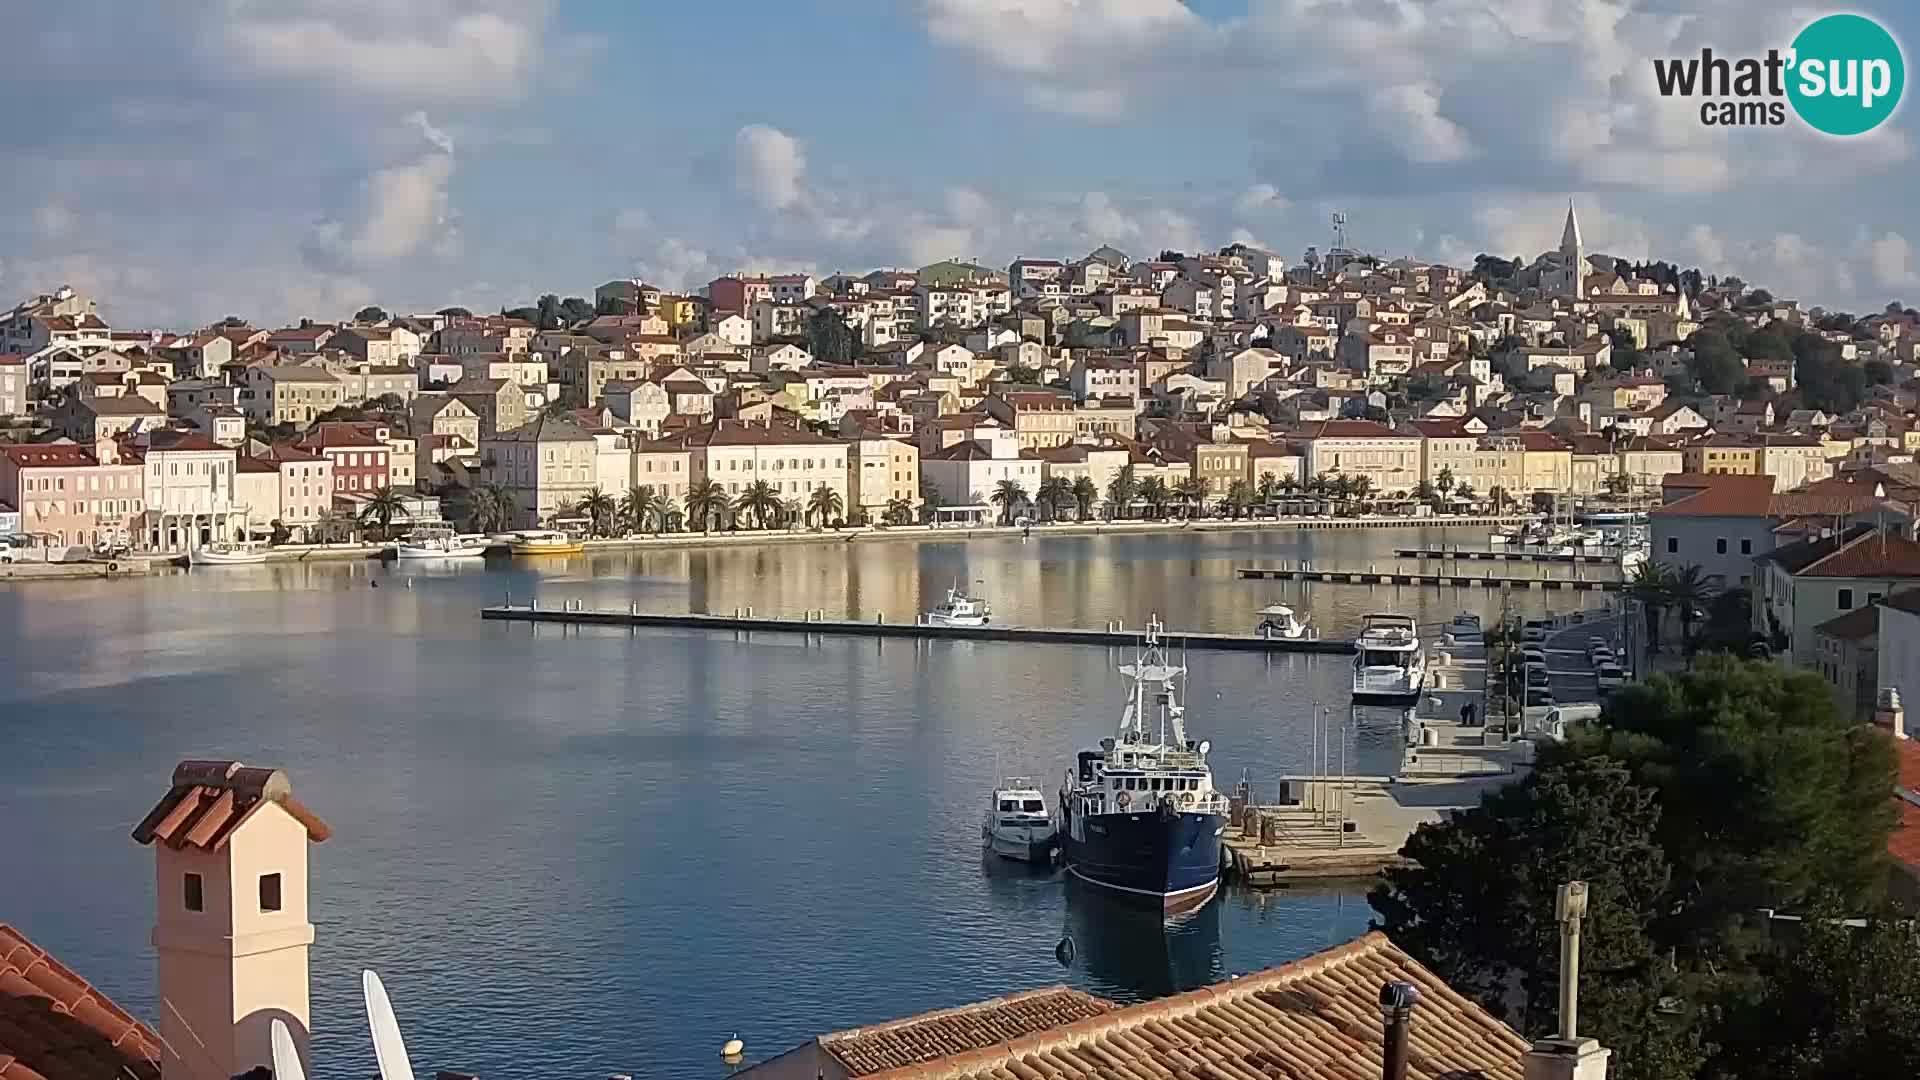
[
  {"xmin": 1035, "ymin": 476, "xmax": 1072, "ymax": 523},
  {"xmin": 578, "ymin": 487, "xmax": 617, "ymax": 537},
  {"xmin": 1224, "ymin": 479, "xmax": 1254, "ymax": 519},
  {"xmin": 436, "ymin": 306, "xmax": 473, "ymax": 318},
  {"xmin": 1531, "ymin": 491, "xmax": 1556, "ymax": 515},
  {"xmin": 620, "ymin": 485, "xmax": 658, "ymax": 535},
  {"xmin": 1139, "ymin": 476, "xmax": 1172, "ymax": 519},
  {"xmin": 1604, "ymin": 472, "xmax": 1633, "ymax": 496},
  {"xmin": 466, "ymin": 482, "xmax": 516, "ymax": 533},
  {"xmin": 1626, "ymin": 560, "xmax": 1672, "ymax": 652},
  {"xmin": 1254, "ymin": 473, "xmax": 1281, "ymax": 512},
  {"xmin": 1664, "ymin": 563, "xmax": 1719, "ymax": 656},
  {"xmin": 1104, "ymin": 465, "xmax": 1137, "ymax": 520},
  {"xmin": 1487, "ymin": 485, "xmax": 1512, "ymax": 513},
  {"xmin": 353, "ymin": 305, "xmax": 389, "ymax": 323},
  {"xmin": 357, "ymin": 486, "xmax": 409, "ymax": 540},
  {"xmin": 560, "ymin": 296, "xmax": 594, "ymax": 324},
  {"xmin": 1411, "ymin": 479, "xmax": 1437, "ymax": 507},
  {"xmin": 1711, "ymin": 916, "xmax": 1920, "ymax": 1080},
  {"xmin": 1435, "ymin": 466, "xmax": 1456, "ymax": 500},
  {"xmin": 534, "ymin": 293, "xmax": 564, "ymax": 330},
  {"xmin": 1070, "ymin": 476, "xmax": 1099, "ymax": 521},
  {"xmin": 685, "ymin": 479, "xmax": 732, "ymax": 532},
  {"xmin": 740, "ymin": 479, "xmax": 783, "ymax": 529},
  {"xmin": 1455, "ymin": 481, "xmax": 1476, "ymax": 503},
  {"xmin": 806, "ymin": 485, "xmax": 844, "ymax": 527},
  {"xmin": 919, "ymin": 477, "xmax": 944, "ymax": 523},
  {"xmin": 1686, "ymin": 328, "xmax": 1746, "ymax": 395},
  {"xmin": 1371, "ymin": 757, "xmax": 1699, "ymax": 1080},
  {"xmin": 883, "ymin": 497, "xmax": 916, "ymax": 526},
  {"xmin": 990, "ymin": 478, "xmax": 1029, "ymax": 526},
  {"xmin": 806, "ymin": 307, "xmax": 856, "ymax": 364}
]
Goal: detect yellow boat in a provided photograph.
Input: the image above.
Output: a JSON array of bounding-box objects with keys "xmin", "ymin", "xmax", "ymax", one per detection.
[{"xmin": 508, "ymin": 530, "xmax": 586, "ymax": 556}]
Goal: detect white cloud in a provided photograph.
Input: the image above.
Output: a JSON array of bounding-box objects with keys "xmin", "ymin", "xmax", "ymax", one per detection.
[
  {"xmin": 1234, "ymin": 184, "xmax": 1288, "ymax": 215},
  {"xmin": 1368, "ymin": 84, "xmax": 1473, "ymax": 164},
  {"xmin": 217, "ymin": 2, "xmax": 556, "ymax": 103},
  {"xmin": 407, "ymin": 111, "xmax": 456, "ymax": 156},
  {"xmin": 734, "ymin": 125, "xmax": 807, "ymax": 210},
  {"xmin": 1871, "ymin": 232, "xmax": 1920, "ymax": 289}
]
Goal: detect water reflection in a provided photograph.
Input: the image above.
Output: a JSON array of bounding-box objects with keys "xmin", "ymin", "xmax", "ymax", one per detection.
[{"xmin": 1062, "ymin": 878, "xmax": 1224, "ymax": 1002}]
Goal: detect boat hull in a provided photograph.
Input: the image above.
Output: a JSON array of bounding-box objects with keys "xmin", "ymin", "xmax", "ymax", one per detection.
[
  {"xmin": 984, "ymin": 827, "xmax": 1058, "ymax": 864},
  {"xmin": 396, "ymin": 543, "xmax": 489, "ymax": 559},
  {"xmin": 1062, "ymin": 809, "xmax": 1224, "ymax": 913},
  {"xmin": 928, "ymin": 613, "xmax": 989, "ymax": 626},
  {"xmin": 188, "ymin": 551, "xmax": 268, "ymax": 566},
  {"xmin": 510, "ymin": 542, "xmax": 585, "ymax": 556}
]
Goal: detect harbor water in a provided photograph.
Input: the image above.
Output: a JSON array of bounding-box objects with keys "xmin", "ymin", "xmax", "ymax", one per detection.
[{"xmin": 0, "ymin": 526, "xmax": 1585, "ymax": 1080}]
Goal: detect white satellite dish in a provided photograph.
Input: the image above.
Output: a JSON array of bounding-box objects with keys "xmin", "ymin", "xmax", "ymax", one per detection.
[
  {"xmin": 270, "ymin": 1018, "xmax": 307, "ymax": 1080},
  {"xmin": 363, "ymin": 970, "xmax": 418, "ymax": 1080}
]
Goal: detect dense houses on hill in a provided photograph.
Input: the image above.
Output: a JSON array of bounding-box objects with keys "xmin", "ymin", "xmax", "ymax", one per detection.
[{"xmin": 3, "ymin": 203, "xmax": 1920, "ymax": 556}]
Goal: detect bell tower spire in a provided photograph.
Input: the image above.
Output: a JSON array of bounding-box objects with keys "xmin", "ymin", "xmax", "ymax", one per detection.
[{"xmin": 1560, "ymin": 200, "xmax": 1584, "ymax": 299}]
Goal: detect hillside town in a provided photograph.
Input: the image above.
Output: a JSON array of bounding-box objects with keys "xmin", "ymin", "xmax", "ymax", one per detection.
[{"xmin": 1, "ymin": 203, "xmax": 1916, "ymax": 559}]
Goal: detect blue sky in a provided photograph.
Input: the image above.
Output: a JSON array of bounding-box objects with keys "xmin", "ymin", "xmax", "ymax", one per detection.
[{"xmin": 3, "ymin": 0, "xmax": 1917, "ymax": 328}]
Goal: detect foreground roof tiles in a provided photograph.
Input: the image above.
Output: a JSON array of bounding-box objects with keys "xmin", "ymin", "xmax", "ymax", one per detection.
[
  {"xmin": 131, "ymin": 760, "xmax": 330, "ymax": 851},
  {"xmin": 802, "ymin": 933, "xmax": 1526, "ymax": 1080},
  {"xmin": 822, "ymin": 988, "xmax": 1115, "ymax": 1077},
  {"xmin": 0, "ymin": 924, "xmax": 162, "ymax": 1080}
]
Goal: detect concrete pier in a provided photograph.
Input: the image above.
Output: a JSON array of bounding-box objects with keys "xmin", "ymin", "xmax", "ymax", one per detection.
[
  {"xmin": 1236, "ymin": 566, "xmax": 1622, "ymax": 591},
  {"xmin": 1393, "ymin": 547, "xmax": 1620, "ymax": 566},
  {"xmin": 480, "ymin": 605, "xmax": 1359, "ymax": 653}
]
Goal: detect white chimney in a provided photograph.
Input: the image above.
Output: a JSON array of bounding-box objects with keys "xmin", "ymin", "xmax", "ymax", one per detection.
[
  {"xmin": 1877, "ymin": 686, "xmax": 1907, "ymax": 740},
  {"xmin": 1524, "ymin": 882, "xmax": 1610, "ymax": 1080}
]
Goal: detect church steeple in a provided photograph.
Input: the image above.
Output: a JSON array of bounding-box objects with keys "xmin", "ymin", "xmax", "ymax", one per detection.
[{"xmin": 1560, "ymin": 200, "xmax": 1584, "ymax": 299}]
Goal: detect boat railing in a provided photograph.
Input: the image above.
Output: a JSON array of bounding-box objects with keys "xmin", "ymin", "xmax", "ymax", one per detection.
[{"xmin": 1354, "ymin": 667, "xmax": 1416, "ymax": 691}]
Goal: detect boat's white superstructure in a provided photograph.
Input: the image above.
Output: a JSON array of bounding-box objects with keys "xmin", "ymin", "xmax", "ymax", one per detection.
[
  {"xmin": 1253, "ymin": 604, "xmax": 1311, "ymax": 640},
  {"xmin": 926, "ymin": 583, "xmax": 991, "ymax": 626},
  {"xmin": 394, "ymin": 523, "xmax": 490, "ymax": 559},
  {"xmin": 1352, "ymin": 612, "xmax": 1425, "ymax": 703},
  {"xmin": 982, "ymin": 779, "xmax": 1057, "ymax": 863}
]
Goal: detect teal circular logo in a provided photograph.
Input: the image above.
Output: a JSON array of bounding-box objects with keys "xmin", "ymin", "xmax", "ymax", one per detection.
[{"xmin": 1787, "ymin": 14, "xmax": 1905, "ymax": 136}]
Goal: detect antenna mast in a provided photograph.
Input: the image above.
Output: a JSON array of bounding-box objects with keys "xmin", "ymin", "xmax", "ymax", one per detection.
[{"xmin": 1331, "ymin": 211, "xmax": 1349, "ymax": 251}]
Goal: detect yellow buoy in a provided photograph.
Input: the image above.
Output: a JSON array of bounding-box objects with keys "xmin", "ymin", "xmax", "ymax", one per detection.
[{"xmin": 722, "ymin": 1035, "xmax": 745, "ymax": 1059}]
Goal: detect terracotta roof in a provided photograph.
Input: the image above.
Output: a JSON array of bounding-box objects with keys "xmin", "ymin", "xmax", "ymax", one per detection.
[
  {"xmin": 819, "ymin": 988, "xmax": 1114, "ymax": 1077},
  {"xmin": 1, "ymin": 446, "xmax": 98, "ymax": 469},
  {"xmin": 655, "ymin": 419, "xmax": 844, "ymax": 449},
  {"xmin": 1780, "ymin": 526, "xmax": 1920, "ymax": 579},
  {"xmin": 1650, "ymin": 474, "xmax": 1777, "ymax": 516},
  {"xmin": 131, "ymin": 760, "xmax": 330, "ymax": 851},
  {"xmin": 805, "ymin": 933, "xmax": 1526, "ymax": 1080},
  {"xmin": 1302, "ymin": 419, "xmax": 1407, "ymax": 439},
  {"xmin": 1889, "ymin": 738, "xmax": 1920, "ymax": 872},
  {"xmin": 0, "ymin": 924, "xmax": 163, "ymax": 1080}
]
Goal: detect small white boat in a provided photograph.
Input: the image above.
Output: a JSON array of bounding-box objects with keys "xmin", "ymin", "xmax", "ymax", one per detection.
[
  {"xmin": 982, "ymin": 779, "xmax": 1057, "ymax": 864},
  {"xmin": 394, "ymin": 523, "xmax": 490, "ymax": 560},
  {"xmin": 1353, "ymin": 612, "xmax": 1425, "ymax": 704},
  {"xmin": 926, "ymin": 583, "xmax": 991, "ymax": 626},
  {"xmin": 1253, "ymin": 604, "xmax": 1312, "ymax": 639},
  {"xmin": 188, "ymin": 542, "xmax": 269, "ymax": 566},
  {"xmin": 509, "ymin": 529, "xmax": 585, "ymax": 556}
]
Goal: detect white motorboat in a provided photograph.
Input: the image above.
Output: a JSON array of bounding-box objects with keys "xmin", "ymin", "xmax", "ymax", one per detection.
[
  {"xmin": 188, "ymin": 542, "xmax": 269, "ymax": 566},
  {"xmin": 926, "ymin": 583, "xmax": 991, "ymax": 626},
  {"xmin": 1353, "ymin": 612, "xmax": 1426, "ymax": 704},
  {"xmin": 982, "ymin": 779, "xmax": 1057, "ymax": 864},
  {"xmin": 393, "ymin": 523, "xmax": 490, "ymax": 560},
  {"xmin": 1253, "ymin": 604, "xmax": 1312, "ymax": 640}
]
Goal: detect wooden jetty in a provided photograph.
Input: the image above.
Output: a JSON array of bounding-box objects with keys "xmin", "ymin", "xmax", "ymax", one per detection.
[
  {"xmin": 1236, "ymin": 566, "xmax": 1621, "ymax": 591},
  {"xmin": 480, "ymin": 604, "xmax": 1358, "ymax": 653},
  {"xmin": 1393, "ymin": 547, "xmax": 1619, "ymax": 566}
]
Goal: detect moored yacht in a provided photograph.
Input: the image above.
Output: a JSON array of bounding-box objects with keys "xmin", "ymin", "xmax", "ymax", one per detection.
[
  {"xmin": 1253, "ymin": 604, "xmax": 1311, "ymax": 640},
  {"xmin": 508, "ymin": 529, "xmax": 585, "ymax": 556},
  {"xmin": 981, "ymin": 779, "xmax": 1056, "ymax": 864},
  {"xmin": 187, "ymin": 542, "xmax": 269, "ymax": 566},
  {"xmin": 1055, "ymin": 617, "xmax": 1229, "ymax": 913},
  {"xmin": 1352, "ymin": 612, "xmax": 1425, "ymax": 704},
  {"xmin": 1443, "ymin": 612, "xmax": 1484, "ymax": 648},
  {"xmin": 925, "ymin": 583, "xmax": 991, "ymax": 626}
]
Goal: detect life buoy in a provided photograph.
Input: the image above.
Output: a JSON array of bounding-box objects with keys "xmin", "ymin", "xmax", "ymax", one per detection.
[
  {"xmin": 1180, "ymin": 791, "xmax": 1195, "ymax": 808},
  {"xmin": 1116, "ymin": 790, "xmax": 1133, "ymax": 809},
  {"xmin": 107, "ymin": 562, "xmax": 118, "ymax": 572}
]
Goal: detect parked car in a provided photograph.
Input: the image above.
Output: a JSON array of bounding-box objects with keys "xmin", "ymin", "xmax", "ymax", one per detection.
[{"xmin": 1596, "ymin": 663, "xmax": 1628, "ymax": 691}]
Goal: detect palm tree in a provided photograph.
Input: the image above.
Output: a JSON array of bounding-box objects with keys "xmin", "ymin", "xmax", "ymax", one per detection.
[
  {"xmin": 918, "ymin": 478, "xmax": 944, "ymax": 524},
  {"xmin": 621, "ymin": 485, "xmax": 655, "ymax": 535},
  {"xmin": 468, "ymin": 481, "xmax": 513, "ymax": 534},
  {"xmin": 685, "ymin": 479, "xmax": 732, "ymax": 532},
  {"xmin": 806, "ymin": 485, "xmax": 845, "ymax": 527},
  {"xmin": 1278, "ymin": 474, "xmax": 1301, "ymax": 496},
  {"xmin": 1665, "ymin": 563, "xmax": 1719, "ymax": 656},
  {"xmin": 1139, "ymin": 476, "xmax": 1172, "ymax": 520},
  {"xmin": 1348, "ymin": 475, "xmax": 1375, "ymax": 509},
  {"xmin": 1411, "ymin": 479, "xmax": 1438, "ymax": 507},
  {"xmin": 782, "ymin": 498, "xmax": 805, "ymax": 527},
  {"xmin": 1174, "ymin": 476, "xmax": 1208, "ymax": 519},
  {"xmin": 1224, "ymin": 479, "xmax": 1254, "ymax": 519},
  {"xmin": 358, "ymin": 485, "xmax": 409, "ymax": 540},
  {"xmin": 578, "ymin": 486, "xmax": 617, "ymax": 537},
  {"xmin": 1105, "ymin": 465, "xmax": 1137, "ymax": 520},
  {"xmin": 1035, "ymin": 476, "xmax": 1072, "ymax": 523},
  {"xmin": 740, "ymin": 479, "xmax": 783, "ymax": 529},
  {"xmin": 991, "ymin": 478, "xmax": 1029, "ymax": 526},
  {"xmin": 1455, "ymin": 481, "xmax": 1477, "ymax": 504},
  {"xmin": 1627, "ymin": 561, "xmax": 1673, "ymax": 653},
  {"xmin": 1487, "ymin": 485, "xmax": 1511, "ymax": 513},
  {"xmin": 1255, "ymin": 473, "xmax": 1281, "ymax": 515},
  {"xmin": 883, "ymin": 497, "xmax": 916, "ymax": 526},
  {"xmin": 1435, "ymin": 466, "xmax": 1456, "ymax": 501},
  {"xmin": 1070, "ymin": 476, "xmax": 1099, "ymax": 521}
]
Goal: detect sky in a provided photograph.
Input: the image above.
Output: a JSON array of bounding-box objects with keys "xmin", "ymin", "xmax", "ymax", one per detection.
[{"xmin": 2, "ymin": 0, "xmax": 1917, "ymax": 329}]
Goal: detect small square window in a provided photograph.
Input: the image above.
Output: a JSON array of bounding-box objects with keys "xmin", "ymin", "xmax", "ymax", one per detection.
[
  {"xmin": 1666, "ymin": 537, "xmax": 1678, "ymax": 554},
  {"xmin": 1741, "ymin": 539, "xmax": 1753, "ymax": 555},
  {"xmin": 184, "ymin": 872, "xmax": 204, "ymax": 912},
  {"xmin": 259, "ymin": 873, "xmax": 282, "ymax": 912},
  {"xmin": 1839, "ymin": 588, "xmax": 1855, "ymax": 610},
  {"xmin": 1716, "ymin": 538, "xmax": 1728, "ymax": 554}
]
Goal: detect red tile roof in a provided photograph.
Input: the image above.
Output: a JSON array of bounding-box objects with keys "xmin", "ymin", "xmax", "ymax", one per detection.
[
  {"xmin": 131, "ymin": 760, "xmax": 330, "ymax": 851},
  {"xmin": 1650, "ymin": 474, "xmax": 1777, "ymax": 517},
  {"xmin": 819, "ymin": 988, "xmax": 1114, "ymax": 1077},
  {"xmin": 1, "ymin": 446, "xmax": 98, "ymax": 469},
  {"xmin": 1889, "ymin": 739, "xmax": 1920, "ymax": 872},
  {"xmin": 0, "ymin": 924, "xmax": 162, "ymax": 1080},
  {"xmin": 1789, "ymin": 528, "xmax": 1920, "ymax": 579},
  {"xmin": 787, "ymin": 933, "xmax": 1526, "ymax": 1080}
]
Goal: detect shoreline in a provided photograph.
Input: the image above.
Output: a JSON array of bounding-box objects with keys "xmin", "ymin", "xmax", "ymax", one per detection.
[{"xmin": 0, "ymin": 514, "xmax": 1534, "ymax": 582}]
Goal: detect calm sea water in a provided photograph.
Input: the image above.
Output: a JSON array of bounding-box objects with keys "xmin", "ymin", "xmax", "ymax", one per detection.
[{"xmin": 0, "ymin": 527, "xmax": 1589, "ymax": 1080}]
